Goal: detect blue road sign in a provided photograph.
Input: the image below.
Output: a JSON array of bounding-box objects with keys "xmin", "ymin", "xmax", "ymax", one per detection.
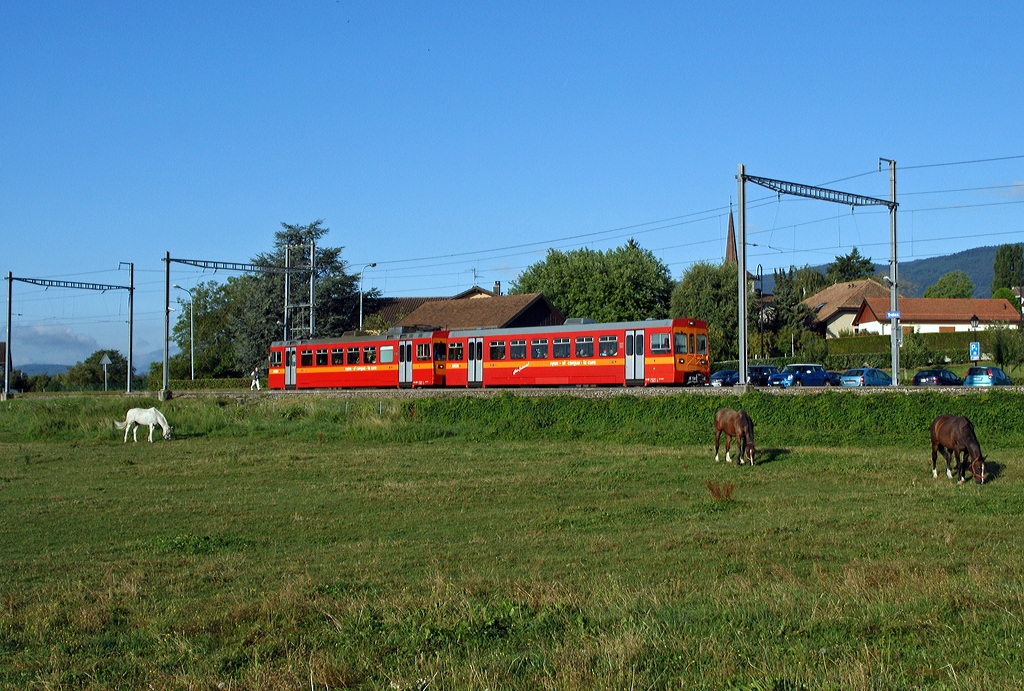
[
  {"xmin": 886, "ymin": 310, "xmax": 900, "ymax": 319},
  {"xmin": 970, "ymin": 341, "xmax": 981, "ymax": 361}
]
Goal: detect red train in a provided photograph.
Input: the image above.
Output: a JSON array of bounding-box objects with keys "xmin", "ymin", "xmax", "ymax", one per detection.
[{"xmin": 267, "ymin": 318, "xmax": 709, "ymax": 390}]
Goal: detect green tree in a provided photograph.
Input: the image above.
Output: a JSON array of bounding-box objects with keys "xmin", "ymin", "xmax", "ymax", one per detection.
[
  {"xmin": 991, "ymin": 243, "xmax": 1024, "ymax": 295},
  {"xmin": 233, "ymin": 221, "xmax": 364, "ymax": 372},
  {"xmin": 171, "ymin": 280, "xmax": 243, "ymax": 378},
  {"xmin": 771, "ymin": 267, "xmax": 818, "ymax": 334},
  {"xmin": 512, "ymin": 240, "xmax": 673, "ymax": 321},
  {"xmin": 923, "ymin": 270, "xmax": 975, "ymax": 299},
  {"xmin": 56, "ymin": 350, "xmax": 128, "ymax": 390},
  {"xmin": 670, "ymin": 261, "xmax": 738, "ymax": 362},
  {"xmin": 992, "ymin": 287, "xmax": 1022, "ymax": 313},
  {"xmin": 826, "ymin": 247, "xmax": 875, "ymax": 283}
]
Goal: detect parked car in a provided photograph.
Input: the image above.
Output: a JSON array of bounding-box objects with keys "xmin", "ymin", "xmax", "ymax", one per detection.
[
  {"xmin": 710, "ymin": 369, "xmax": 739, "ymax": 387},
  {"xmin": 963, "ymin": 366, "xmax": 1013, "ymax": 386},
  {"xmin": 826, "ymin": 371, "xmax": 843, "ymax": 386},
  {"xmin": 747, "ymin": 365, "xmax": 780, "ymax": 386},
  {"xmin": 767, "ymin": 364, "xmax": 831, "ymax": 387},
  {"xmin": 912, "ymin": 369, "xmax": 964, "ymax": 386},
  {"xmin": 840, "ymin": 367, "xmax": 893, "ymax": 387}
]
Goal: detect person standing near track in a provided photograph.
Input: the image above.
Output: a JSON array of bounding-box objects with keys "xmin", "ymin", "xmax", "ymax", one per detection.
[{"xmin": 250, "ymin": 366, "xmax": 261, "ymax": 391}]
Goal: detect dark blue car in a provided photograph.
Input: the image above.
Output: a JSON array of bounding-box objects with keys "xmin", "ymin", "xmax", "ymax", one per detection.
[
  {"xmin": 767, "ymin": 364, "xmax": 831, "ymax": 387},
  {"xmin": 710, "ymin": 369, "xmax": 739, "ymax": 387}
]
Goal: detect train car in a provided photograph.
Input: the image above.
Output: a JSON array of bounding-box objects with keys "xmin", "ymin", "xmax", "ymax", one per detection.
[
  {"xmin": 443, "ymin": 318, "xmax": 709, "ymax": 388},
  {"xmin": 267, "ymin": 328, "xmax": 448, "ymax": 390}
]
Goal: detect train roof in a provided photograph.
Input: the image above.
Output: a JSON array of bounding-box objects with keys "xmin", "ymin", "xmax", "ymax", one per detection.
[
  {"xmin": 447, "ymin": 317, "xmax": 706, "ymax": 339},
  {"xmin": 271, "ymin": 327, "xmax": 444, "ymax": 348}
]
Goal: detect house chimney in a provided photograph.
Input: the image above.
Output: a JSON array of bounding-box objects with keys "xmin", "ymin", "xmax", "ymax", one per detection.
[{"xmin": 493, "ymin": 281, "xmax": 501, "ymax": 296}]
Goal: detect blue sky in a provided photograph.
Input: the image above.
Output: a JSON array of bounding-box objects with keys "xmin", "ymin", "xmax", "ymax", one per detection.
[{"xmin": 2, "ymin": 2, "xmax": 1022, "ymax": 366}]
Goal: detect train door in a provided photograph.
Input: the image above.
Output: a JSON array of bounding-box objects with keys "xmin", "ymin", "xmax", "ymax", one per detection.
[
  {"xmin": 467, "ymin": 337, "xmax": 484, "ymax": 387},
  {"xmin": 398, "ymin": 340, "xmax": 413, "ymax": 388},
  {"xmin": 284, "ymin": 346, "xmax": 297, "ymax": 389},
  {"xmin": 625, "ymin": 330, "xmax": 645, "ymax": 385}
]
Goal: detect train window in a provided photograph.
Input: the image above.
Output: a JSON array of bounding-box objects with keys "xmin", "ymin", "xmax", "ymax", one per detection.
[
  {"xmin": 331, "ymin": 348, "xmax": 344, "ymax": 365},
  {"xmin": 448, "ymin": 342, "xmax": 464, "ymax": 361},
  {"xmin": 650, "ymin": 333, "xmax": 670, "ymax": 353},
  {"xmin": 300, "ymin": 350, "xmax": 313, "ymax": 367},
  {"xmin": 363, "ymin": 346, "xmax": 377, "ymax": 364},
  {"xmin": 347, "ymin": 347, "xmax": 360, "ymax": 365},
  {"xmin": 575, "ymin": 337, "xmax": 594, "ymax": 358},
  {"xmin": 553, "ymin": 338, "xmax": 571, "ymax": 359},
  {"xmin": 287, "ymin": 350, "xmax": 296, "ymax": 367},
  {"xmin": 599, "ymin": 335, "xmax": 618, "ymax": 357},
  {"xmin": 626, "ymin": 335, "xmax": 633, "ymax": 356},
  {"xmin": 636, "ymin": 335, "xmax": 644, "ymax": 355},
  {"xmin": 509, "ymin": 340, "xmax": 527, "ymax": 360},
  {"xmin": 696, "ymin": 333, "xmax": 707, "ymax": 355},
  {"xmin": 315, "ymin": 349, "xmax": 329, "ymax": 366},
  {"xmin": 690, "ymin": 333, "xmax": 695, "ymax": 355},
  {"xmin": 417, "ymin": 343, "xmax": 431, "ymax": 361},
  {"xmin": 380, "ymin": 346, "xmax": 394, "ymax": 364},
  {"xmin": 270, "ymin": 351, "xmax": 282, "ymax": 366},
  {"xmin": 476, "ymin": 341, "xmax": 483, "ymax": 360},
  {"xmin": 531, "ymin": 339, "xmax": 549, "ymax": 359},
  {"xmin": 674, "ymin": 333, "xmax": 688, "ymax": 354},
  {"xmin": 490, "ymin": 341, "xmax": 506, "ymax": 361},
  {"xmin": 433, "ymin": 342, "xmax": 446, "ymax": 361}
]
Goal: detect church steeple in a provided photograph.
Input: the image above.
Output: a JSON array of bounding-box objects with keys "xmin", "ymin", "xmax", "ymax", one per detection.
[{"xmin": 725, "ymin": 208, "xmax": 738, "ymax": 265}]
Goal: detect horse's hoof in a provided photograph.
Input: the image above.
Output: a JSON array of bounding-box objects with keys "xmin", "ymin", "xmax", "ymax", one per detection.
[
  {"xmin": 958, "ymin": 478, "xmax": 966, "ymax": 485},
  {"xmin": 947, "ymin": 470, "xmax": 953, "ymax": 479},
  {"xmin": 932, "ymin": 470, "xmax": 938, "ymax": 479}
]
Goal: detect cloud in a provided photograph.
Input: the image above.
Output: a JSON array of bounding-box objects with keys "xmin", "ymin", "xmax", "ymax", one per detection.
[{"xmin": 11, "ymin": 324, "xmax": 98, "ymax": 366}]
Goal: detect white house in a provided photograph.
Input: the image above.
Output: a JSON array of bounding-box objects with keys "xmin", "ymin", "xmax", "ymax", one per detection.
[
  {"xmin": 802, "ymin": 279, "xmax": 891, "ymax": 338},
  {"xmin": 851, "ymin": 297, "xmax": 1020, "ymax": 335}
]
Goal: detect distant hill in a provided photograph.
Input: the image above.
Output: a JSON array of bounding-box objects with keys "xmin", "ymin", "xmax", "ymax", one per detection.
[
  {"xmin": 18, "ymin": 364, "xmax": 68, "ymax": 377},
  {"xmin": 760, "ymin": 245, "xmax": 999, "ymax": 298}
]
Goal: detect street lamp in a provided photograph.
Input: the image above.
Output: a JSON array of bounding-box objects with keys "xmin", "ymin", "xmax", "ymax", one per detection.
[
  {"xmin": 358, "ymin": 263, "xmax": 376, "ymax": 331},
  {"xmin": 172, "ymin": 284, "xmax": 195, "ymax": 380},
  {"xmin": 970, "ymin": 314, "xmax": 979, "ymax": 333}
]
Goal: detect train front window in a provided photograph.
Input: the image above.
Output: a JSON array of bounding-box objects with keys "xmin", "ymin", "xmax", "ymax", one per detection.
[
  {"xmin": 531, "ymin": 339, "xmax": 548, "ymax": 359},
  {"xmin": 510, "ymin": 340, "xmax": 527, "ymax": 360},
  {"xmin": 675, "ymin": 333, "xmax": 688, "ymax": 354},
  {"xmin": 300, "ymin": 350, "xmax": 313, "ymax": 367},
  {"xmin": 575, "ymin": 337, "xmax": 594, "ymax": 358},
  {"xmin": 433, "ymin": 342, "xmax": 446, "ymax": 361},
  {"xmin": 316, "ymin": 349, "xmax": 328, "ymax": 366},
  {"xmin": 553, "ymin": 338, "xmax": 571, "ymax": 359},
  {"xmin": 696, "ymin": 334, "xmax": 707, "ymax": 355},
  {"xmin": 490, "ymin": 341, "xmax": 506, "ymax": 360},
  {"xmin": 599, "ymin": 335, "xmax": 618, "ymax": 357},
  {"xmin": 448, "ymin": 342, "xmax": 464, "ymax": 361},
  {"xmin": 650, "ymin": 333, "xmax": 670, "ymax": 353}
]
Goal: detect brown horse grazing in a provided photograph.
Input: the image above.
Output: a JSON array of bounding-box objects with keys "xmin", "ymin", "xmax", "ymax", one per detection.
[
  {"xmin": 714, "ymin": 408, "xmax": 755, "ymax": 465},
  {"xmin": 930, "ymin": 414, "xmax": 986, "ymax": 484}
]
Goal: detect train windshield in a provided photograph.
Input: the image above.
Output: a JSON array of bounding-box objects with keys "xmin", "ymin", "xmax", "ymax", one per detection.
[{"xmin": 433, "ymin": 342, "xmax": 446, "ymax": 361}]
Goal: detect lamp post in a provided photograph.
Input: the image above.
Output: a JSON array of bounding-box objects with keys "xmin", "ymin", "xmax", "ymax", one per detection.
[
  {"xmin": 971, "ymin": 314, "xmax": 979, "ymax": 334},
  {"xmin": 172, "ymin": 285, "xmax": 195, "ymax": 380},
  {"xmin": 358, "ymin": 263, "xmax": 376, "ymax": 331}
]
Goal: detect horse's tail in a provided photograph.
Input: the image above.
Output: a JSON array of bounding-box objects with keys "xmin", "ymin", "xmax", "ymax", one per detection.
[{"xmin": 114, "ymin": 419, "xmax": 128, "ymax": 430}]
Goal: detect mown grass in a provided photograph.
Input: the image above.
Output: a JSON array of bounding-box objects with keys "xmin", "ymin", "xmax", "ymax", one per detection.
[{"xmin": 1, "ymin": 394, "xmax": 1023, "ymax": 689}]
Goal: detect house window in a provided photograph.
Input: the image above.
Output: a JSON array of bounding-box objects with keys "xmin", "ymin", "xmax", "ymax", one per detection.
[
  {"xmin": 347, "ymin": 347, "xmax": 360, "ymax": 365},
  {"xmin": 331, "ymin": 348, "xmax": 344, "ymax": 365},
  {"xmin": 531, "ymin": 339, "xmax": 549, "ymax": 359},
  {"xmin": 509, "ymin": 340, "xmax": 527, "ymax": 360},
  {"xmin": 575, "ymin": 337, "xmax": 594, "ymax": 358},
  {"xmin": 490, "ymin": 341, "xmax": 506, "ymax": 360},
  {"xmin": 300, "ymin": 350, "xmax": 313, "ymax": 367},
  {"xmin": 363, "ymin": 346, "xmax": 376, "ymax": 364},
  {"xmin": 553, "ymin": 338, "xmax": 571, "ymax": 358},
  {"xmin": 448, "ymin": 342, "xmax": 464, "ymax": 361},
  {"xmin": 599, "ymin": 335, "xmax": 618, "ymax": 357}
]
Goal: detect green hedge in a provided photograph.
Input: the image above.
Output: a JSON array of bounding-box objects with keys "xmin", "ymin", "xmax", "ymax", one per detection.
[
  {"xmin": 827, "ymin": 331, "xmax": 977, "ymax": 355},
  {"xmin": 168, "ymin": 378, "xmax": 251, "ymax": 390}
]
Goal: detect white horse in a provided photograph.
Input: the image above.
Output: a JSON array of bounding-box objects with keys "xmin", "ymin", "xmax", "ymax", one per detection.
[{"xmin": 114, "ymin": 407, "xmax": 173, "ymax": 443}]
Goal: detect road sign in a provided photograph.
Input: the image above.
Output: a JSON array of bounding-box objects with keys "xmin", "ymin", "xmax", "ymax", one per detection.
[
  {"xmin": 970, "ymin": 342, "xmax": 981, "ymax": 361},
  {"xmin": 886, "ymin": 311, "xmax": 900, "ymax": 319}
]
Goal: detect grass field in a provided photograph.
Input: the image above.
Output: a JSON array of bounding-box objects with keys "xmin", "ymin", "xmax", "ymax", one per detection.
[{"xmin": 1, "ymin": 394, "xmax": 1023, "ymax": 690}]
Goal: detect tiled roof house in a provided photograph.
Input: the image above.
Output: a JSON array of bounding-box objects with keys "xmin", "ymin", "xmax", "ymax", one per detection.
[
  {"xmin": 852, "ymin": 297, "xmax": 1020, "ymax": 334},
  {"xmin": 801, "ymin": 279, "xmax": 891, "ymax": 338}
]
